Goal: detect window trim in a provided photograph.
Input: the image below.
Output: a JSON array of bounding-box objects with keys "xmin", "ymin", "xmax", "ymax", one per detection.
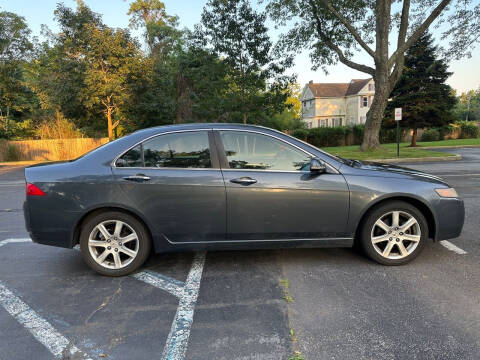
[
  {"xmin": 214, "ymin": 129, "xmax": 338, "ymax": 174},
  {"xmin": 362, "ymin": 96, "xmax": 368, "ymax": 107},
  {"xmin": 112, "ymin": 129, "xmax": 219, "ymax": 170}
]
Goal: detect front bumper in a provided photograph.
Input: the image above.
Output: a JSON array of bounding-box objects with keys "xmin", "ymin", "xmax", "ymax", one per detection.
[{"xmin": 434, "ymin": 198, "xmax": 465, "ymax": 241}]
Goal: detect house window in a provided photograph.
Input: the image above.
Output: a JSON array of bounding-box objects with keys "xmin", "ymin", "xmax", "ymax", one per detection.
[
  {"xmin": 368, "ymin": 84, "xmax": 375, "ymax": 91},
  {"xmin": 362, "ymin": 97, "xmax": 368, "ymax": 107},
  {"xmin": 320, "ymin": 119, "xmax": 327, "ymax": 127},
  {"xmin": 308, "ymin": 122, "xmax": 312, "ymax": 128}
]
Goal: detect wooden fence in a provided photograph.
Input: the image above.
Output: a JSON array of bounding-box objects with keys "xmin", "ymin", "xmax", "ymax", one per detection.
[{"xmin": 0, "ymin": 138, "xmax": 109, "ymax": 162}]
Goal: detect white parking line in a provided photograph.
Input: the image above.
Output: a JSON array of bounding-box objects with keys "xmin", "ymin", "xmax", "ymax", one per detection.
[
  {"xmin": 0, "ymin": 238, "xmax": 31, "ymax": 248},
  {"xmin": 161, "ymin": 252, "xmax": 206, "ymax": 360},
  {"xmin": 0, "ymin": 281, "xmax": 92, "ymax": 359},
  {"xmin": 132, "ymin": 270, "xmax": 185, "ymax": 298},
  {"xmin": 4, "ymin": 238, "xmax": 207, "ymax": 360},
  {"xmin": 440, "ymin": 240, "xmax": 467, "ymax": 254}
]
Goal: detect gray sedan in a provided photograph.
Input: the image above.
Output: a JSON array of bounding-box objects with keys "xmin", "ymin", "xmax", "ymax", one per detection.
[{"xmin": 23, "ymin": 124, "xmax": 464, "ymax": 276}]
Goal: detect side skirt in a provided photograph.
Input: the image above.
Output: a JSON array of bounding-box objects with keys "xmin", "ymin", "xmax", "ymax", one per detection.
[{"xmin": 153, "ymin": 236, "xmax": 354, "ymax": 253}]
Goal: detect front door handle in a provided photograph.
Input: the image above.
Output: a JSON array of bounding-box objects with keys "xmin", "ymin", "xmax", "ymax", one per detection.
[
  {"xmin": 230, "ymin": 177, "xmax": 257, "ymax": 185},
  {"xmin": 123, "ymin": 174, "xmax": 151, "ymax": 183}
]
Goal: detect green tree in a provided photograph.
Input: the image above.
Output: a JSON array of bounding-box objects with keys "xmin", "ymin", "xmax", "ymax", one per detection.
[
  {"xmin": 128, "ymin": 0, "xmax": 185, "ymax": 125},
  {"xmin": 267, "ymin": 83, "xmax": 305, "ymax": 131},
  {"xmin": 27, "ymin": 1, "xmax": 103, "ymax": 130},
  {"xmin": 386, "ymin": 33, "xmax": 456, "ymax": 146},
  {"xmin": 200, "ymin": 0, "xmax": 293, "ymax": 124},
  {"xmin": 81, "ymin": 24, "xmax": 142, "ymax": 140},
  {"xmin": 31, "ymin": 1, "xmax": 143, "ymax": 139},
  {"xmin": 176, "ymin": 43, "xmax": 230, "ymax": 122},
  {"xmin": 0, "ymin": 11, "xmax": 34, "ymax": 135},
  {"xmin": 265, "ymin": 0, "xmax": 480, "ymax": 150},
  {"xmin": 453, "ymin": 89, "xmax": 480, "ymax": 122},
  {"xmin": 128, "ymin": 0, "xmax": 180, "ymax": 57}
]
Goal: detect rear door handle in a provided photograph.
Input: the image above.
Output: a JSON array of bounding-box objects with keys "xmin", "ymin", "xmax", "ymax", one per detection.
[
  {"xmin": 230, "ymin": 177, "xmax": 257, "ymax": 185},
  {"xmin": 123, "ymin": 174, "xmax": 151, "ymax": 183}
]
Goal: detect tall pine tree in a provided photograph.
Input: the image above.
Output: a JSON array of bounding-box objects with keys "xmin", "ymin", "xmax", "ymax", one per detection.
[{"xmin": 386, "ymin": 33, "xmax": 456, "ymax": 146}]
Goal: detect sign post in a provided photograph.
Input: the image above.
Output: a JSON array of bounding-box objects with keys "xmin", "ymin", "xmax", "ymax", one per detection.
[{"xmin": 394, "ymin": 108, "xmax": 402, "ymax": 157}]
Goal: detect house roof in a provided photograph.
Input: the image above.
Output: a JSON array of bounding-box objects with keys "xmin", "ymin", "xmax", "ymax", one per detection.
[
  {"xmin": 345, "ymin": 78, "xmax": 372, "ymax": 96},
  {"xmin": 307, "ymin": 78, "xmax": 372, "ymax": 98}
]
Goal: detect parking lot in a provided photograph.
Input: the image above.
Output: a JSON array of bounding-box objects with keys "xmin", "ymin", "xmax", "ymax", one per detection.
[{"xmin": 1, "ymin": 148, "xmax": 479, "ymax": 360}]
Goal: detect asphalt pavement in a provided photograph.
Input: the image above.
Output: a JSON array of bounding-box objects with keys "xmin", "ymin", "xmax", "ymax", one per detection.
[{"xmin": 0, "ymin": 148, "xmax": 478, "ymax": 360}]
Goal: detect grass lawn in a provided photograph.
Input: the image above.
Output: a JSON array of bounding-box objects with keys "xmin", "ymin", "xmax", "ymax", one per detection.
[
  {"xmin": 321, "ymin": 143, "xmax": 455, "ymax": 160},
  {"xmin": 415, "ymin": 138, "xmax": 480, "ymax": 147}
]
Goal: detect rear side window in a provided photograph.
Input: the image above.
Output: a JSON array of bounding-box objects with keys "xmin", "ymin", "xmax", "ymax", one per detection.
[
  {"xmin": 219, "ymin": 131, "xmax": 310, "ymax": 171},
  {"xmin": 116, "ymin": 131, "xmax": 211, "ymax": 168},
  {"xmin": 116, "ymin": 145, "xmax": 142, "ymax": 167}
]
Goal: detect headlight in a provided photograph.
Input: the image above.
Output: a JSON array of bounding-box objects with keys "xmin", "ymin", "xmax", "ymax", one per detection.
[{"xmin": 435, "ymin": 188, "xmax": 458, "ymax": 198}]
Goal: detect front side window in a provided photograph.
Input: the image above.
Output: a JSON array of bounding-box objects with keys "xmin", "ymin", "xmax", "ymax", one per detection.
[
  {"xmin": 116, "ymin": 131, "xmax": 211, "ymax": 168},
  {"xmin": 220, "ymin": 131, "xmax": 310, "ymax": 171}
]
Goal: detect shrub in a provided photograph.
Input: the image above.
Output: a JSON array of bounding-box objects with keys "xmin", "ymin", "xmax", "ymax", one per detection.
[
  {"xmin": 458, "ymin": 121, "xmax": 479, "ymax": 139},
  {"xmin": 351, "ymin": 125, "xmax": 364, "ymax": 144},
  {"xmin": 438, "ymin": 124, "xmax": 457, "ymax": 140},
  {"xmin": 292, "ymin": 128, "xmax": 309, "ymax": 141},
  {"xmin": 307, "ymin": 126, "xmax": 348, "ymax": 147},
  {"xmin": 36, "ymin": 111, "xmax": 84, "ymax": 139},
  {"xmin": 421, "ymin": 128, "xmax": 440, "ymax": 142},
  {"xmin": 380, "ymin": 128, "xmax": 398, "ymax": 143}
]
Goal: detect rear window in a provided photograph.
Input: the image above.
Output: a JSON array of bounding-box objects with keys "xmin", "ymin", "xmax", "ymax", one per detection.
[{"xmin": 116, "ymin": 131, "xmax": 211, "ymax": 168}]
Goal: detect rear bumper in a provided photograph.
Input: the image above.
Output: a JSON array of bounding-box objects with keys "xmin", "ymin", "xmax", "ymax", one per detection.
[
  {"xmin": 28, "ymin": 230, "xmax": 73, "ymax": 248},
  {"xmin": 434, "ymin": 198, "xmax": 465, "ymax": 241},
  {"xmin": 23, "ymin": 200, "xmax": 74, "ymax": 248}
]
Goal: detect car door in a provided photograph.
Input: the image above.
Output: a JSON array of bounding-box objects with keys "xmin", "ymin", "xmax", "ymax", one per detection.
[
  {"xmin": 215, "ymin": 129, "xmax": 350, "ymax": 241},
  {"xmin": 112, "ymin": 130, "xmax": 226, "ymax": 244}
]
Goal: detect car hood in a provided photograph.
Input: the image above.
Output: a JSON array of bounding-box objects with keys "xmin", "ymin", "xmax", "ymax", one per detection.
[{"xmin": 348, "ymin": 160, "xmax": 447, "ymax": 184}]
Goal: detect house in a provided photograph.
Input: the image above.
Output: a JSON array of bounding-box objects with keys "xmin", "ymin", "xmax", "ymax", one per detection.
[{"xmin": 300, "ymin": 78, "xmax": 375, "ymax": 128}]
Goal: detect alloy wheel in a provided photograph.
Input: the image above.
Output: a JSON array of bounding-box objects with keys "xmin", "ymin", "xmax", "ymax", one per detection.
[
  {"xmin": 370, "ymin": 210, "xmax": 421, "ymax": 260},
  {"xmin": 88, "ymin": 220, "xmax": 139, "ymax": 269}
]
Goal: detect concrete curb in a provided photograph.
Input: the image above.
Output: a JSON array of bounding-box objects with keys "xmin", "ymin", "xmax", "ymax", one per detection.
[
  {"xmin": 419, "ymin": 144, "xmax": 480, "ymax": 149},
  {"xmin": 366, "ymin": 154, "xmax": 462, "ymax": 163}
]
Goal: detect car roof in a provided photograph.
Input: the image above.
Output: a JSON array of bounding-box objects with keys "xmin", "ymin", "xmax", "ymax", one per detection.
[{"xmin": 133, "ymin": 123, "xmax": 282, "ymax": 136}]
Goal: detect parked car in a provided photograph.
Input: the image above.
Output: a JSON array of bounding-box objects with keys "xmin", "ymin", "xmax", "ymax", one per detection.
[{"xmin": 23, "ymin": 124, "xmax": 464, "ymax": 276}]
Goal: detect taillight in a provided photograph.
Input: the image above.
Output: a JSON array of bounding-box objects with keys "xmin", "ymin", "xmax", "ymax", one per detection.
[{"xmin": 26, "ymin": 183, "xmax": 46, "ymax": 196}]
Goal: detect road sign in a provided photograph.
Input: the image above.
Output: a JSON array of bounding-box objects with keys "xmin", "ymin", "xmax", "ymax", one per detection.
[{"xmin": 395, "ymin": 108, "xmax": 402, "ymax": 121}]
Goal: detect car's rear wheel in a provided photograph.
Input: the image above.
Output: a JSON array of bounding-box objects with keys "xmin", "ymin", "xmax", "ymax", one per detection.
[
  {"xmin": 79, "ymin": 211, "xmax": 151, "ymax": 276},
  {"xmin": 359, "ymin": 201, "xmax": 428, "ymax": 265}
]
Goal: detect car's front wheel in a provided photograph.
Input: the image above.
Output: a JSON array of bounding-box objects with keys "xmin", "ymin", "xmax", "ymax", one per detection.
[
  {"xmin": 79, "ymin": 211, "xmax": 151, "ymax": 276},
  {"xmin": 359, "ymin": 201, "xmax": 428, "ymax": 265}
]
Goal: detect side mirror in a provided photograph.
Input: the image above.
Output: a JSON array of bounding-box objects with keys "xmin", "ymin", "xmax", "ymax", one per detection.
[{"xmin": 310, "ymin": 158, "xmax": 326, "ymax": 173}]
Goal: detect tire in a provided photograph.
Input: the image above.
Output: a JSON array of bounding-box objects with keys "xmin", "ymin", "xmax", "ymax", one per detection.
[
  {"xmin": 359, "ymin": 201, "xmax": 428, "ymax": 265},
  {"xmin": 79, "ymin": 211, "xmax": 151, "ymax": 276}
]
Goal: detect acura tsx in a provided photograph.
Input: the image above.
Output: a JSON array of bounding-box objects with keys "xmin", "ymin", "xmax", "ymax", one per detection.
[{"xmin": 23, "ymin": 124, "xmax": 464, "ymax": 276}]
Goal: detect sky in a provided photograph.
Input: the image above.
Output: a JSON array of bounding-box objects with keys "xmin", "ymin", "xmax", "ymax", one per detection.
[{"xmin": 1, "ymin": 0, "xmax": 479, "ymax": 94}]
